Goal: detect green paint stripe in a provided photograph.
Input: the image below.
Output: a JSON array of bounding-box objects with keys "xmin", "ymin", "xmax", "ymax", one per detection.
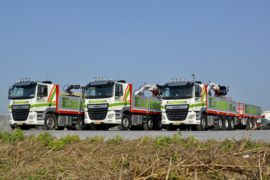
[
  {"xmin": 124, "ymin": 87, "xmax": 130, "ymax": 102},
  {"xmin": 161, "ymin": 105, "xmax": 165, "ymax": 109},
  {"xmin": 201, "ymin": 88, "xmax": 206, "ymax": 102},
  {"xmin": 49, "ymin": 88, "xmax": 56, "ymax": 103},
  {"xmin": 8, "ymin": 105, "xmax": 11, "ymax": 109},
  {"xmin": 108, "ymin": 102, "xmax": 130, "ymax": 107},
  {"xmin": 30, "ymin": 103, "xmax": 56, "ymax": 108}
]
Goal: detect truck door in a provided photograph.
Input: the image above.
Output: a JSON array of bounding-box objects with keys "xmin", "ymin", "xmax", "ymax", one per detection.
[
  {"xmin": 37, "ymin": 85, "xmax": 48, "ymax": 103},
  {"xmin": 115, "ymin": 84, "xmax": 123, "ymax": 102}
]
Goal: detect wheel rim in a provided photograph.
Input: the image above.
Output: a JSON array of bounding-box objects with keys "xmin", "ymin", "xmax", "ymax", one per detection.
[
  {"xmin": 123, "ymin": 118, "xmax": 129, "ymax": 128},
  {"xmin": 231, "ymin": 119, "xmax": 234, "ymax": 128},
  {"xmin": 218, "ymin": 119, "xmax": 222, "ymax": 129},
  {"xmin": 47, "ymin": 118, "xmax": 54, "ymax": 128},
  {"xmin": 225, "ymin": 119, "xmax": 229, "ymax": 129},
  {"xmin": 202, "ymin": 118, "xmax": 206, "ymax": 128},
  {"xmin": 148, "ymin": 119, "xmax": 154, "ymax": 129}
]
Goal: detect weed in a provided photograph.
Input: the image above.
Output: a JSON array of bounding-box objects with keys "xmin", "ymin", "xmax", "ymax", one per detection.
[{"xmin": 59, "ymin": 168, "xmax": 65, "ymax": 172}]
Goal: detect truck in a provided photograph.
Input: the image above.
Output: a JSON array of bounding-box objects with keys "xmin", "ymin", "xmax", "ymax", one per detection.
[
  {"xmin": 82, "ymin": 78, "xmax": 162, "ymax": 131},
  {"xmin": 160, "ymin": 75, "xmax": 261, "ymax": 131},
  {"xmin": 8, "ymin": 78, "xmax": 86, "ymax": 130}
]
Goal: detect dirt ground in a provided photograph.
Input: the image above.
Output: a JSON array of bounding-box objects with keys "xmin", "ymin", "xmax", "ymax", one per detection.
[{"xmin": 0, "ymin": 130, "xmax": 270, "ymax": 180}]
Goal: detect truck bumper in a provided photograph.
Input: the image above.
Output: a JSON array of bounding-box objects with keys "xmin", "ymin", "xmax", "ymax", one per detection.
[
  {"xmin": 9, "ymin": 112, "xmax": 44, "ymax": 126},
  {"xmin": 161, "ymin": 111, "xmax": 200, "ymax": 125},
  {"xmin": 84, "ymin": 110, "xmax": 121, "ymax": 125}
]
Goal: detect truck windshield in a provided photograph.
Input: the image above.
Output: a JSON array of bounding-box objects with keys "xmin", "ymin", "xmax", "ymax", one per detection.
[
  {"xmin": 85, "ymin": 85, "xmax": 113, "ymax": 99},
  {"xmin": 10, "ymin": 85, "xmax": 36, "ymax": 99},
  {"xmin": 163, "ymin": 85, "xmax": 193, "ymax": 99}
]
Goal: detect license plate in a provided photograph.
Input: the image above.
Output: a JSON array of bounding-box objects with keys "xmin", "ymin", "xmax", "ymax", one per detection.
[
  {"xmin": 17, "ymin": 123, "xmax": 23, "ymax": 125},
  {"xmin": 174, "ymin": 123, "xmax": 181, "ymax": 125},
  {"xmin": 94, "ymin": 122, "xmax": 101, "ymax": 124}
]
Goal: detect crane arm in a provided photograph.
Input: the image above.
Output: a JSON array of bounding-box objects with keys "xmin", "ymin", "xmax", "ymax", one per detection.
[{"xmin": 134, "ymin": 84, "xmax": 159, "ymax": 96}]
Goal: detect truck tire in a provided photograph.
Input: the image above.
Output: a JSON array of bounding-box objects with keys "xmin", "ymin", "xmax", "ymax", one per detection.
[
  {"xmin": 252, "ymin": 119, "xmax": 257, "ymax": 130},
  {"xmin": 166, "ymin": 125, "xmax": 177, "ymax": 131},
  {"xmin": 214, "ymin": 115, "xmax": 223, "ymax": 131},
  {"xmin": 196, "ymin": 114, "xmax": 207, "ymax": 131},
  {"xmin": 222, "ymin": 116, "xmax": 229, "ymax": 131},
  {"xmin": 118, "ymin": 114, "xmax": 131, "ymax": 131},
  {"xmin": 143, "ymin": 116, "xmax": 154, "ymax": 131},
  {"xmin": 228, "ymin": 117, "xmax": 235, "ymax": 130},
  {"xmin": 153, "ymin": 116, "xmax": 162, "ymax": 131},
  {"xmin": 43, "ymin": 114, "xmax": 56, "ymax": 130},
  {"xmin": 247, "ymin": 118, "xmax": 253, "ymax": 130},
  {"xmin": 75, "ymin": 116, "xmax": 87, "ymax": 130}
]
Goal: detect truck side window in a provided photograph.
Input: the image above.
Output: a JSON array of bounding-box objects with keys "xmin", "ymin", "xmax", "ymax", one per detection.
[
  {"xmin": 195, "ymin": 85, "xmax": 200, "ymax": 98},
  {"xmin": 115, "ymin": 84, "xmax": 123, "ymax": 96},
  {"xmin": 38, "ymin": 85, "xmax": 48, "ymax": 97}
]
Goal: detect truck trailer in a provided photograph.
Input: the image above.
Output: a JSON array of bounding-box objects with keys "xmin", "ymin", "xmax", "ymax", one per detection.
[
  {"xmin": 8, "ymin": 78, "xmax": 85, "ymax": 130},
  {"xmin": 160, "ymin": 75, "xmax": 261, "ymax": 131}
]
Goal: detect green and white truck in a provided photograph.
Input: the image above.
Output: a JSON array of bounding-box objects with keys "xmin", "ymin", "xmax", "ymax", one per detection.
[
  {"xmin": 83, "ymin": 78, "xmax": 162, "ymax": 130},
  {"xmin": 160, "ymin": 77, "xmax": 261, "ymax": 131},
  {"xmin": 8, "ymin": 78, "xmax": 85, "ymax": 130}
]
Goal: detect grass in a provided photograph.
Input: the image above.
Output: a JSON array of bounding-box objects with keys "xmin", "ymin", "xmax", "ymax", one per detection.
[{"xmin": 0, "ymin": 129, "xmax": 270, "ymax": 179}]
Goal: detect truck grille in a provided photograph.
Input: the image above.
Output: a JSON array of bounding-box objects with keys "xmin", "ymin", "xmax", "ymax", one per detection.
[
  {"xmin": 12, "ymin": 107, "xmax": 30, "ymax": 121},
  {"xmin": 88, "ymin": 108, "xmax": 108, "ymax": 120},
  {"xmin": 166, "ymin": 108, "xmax": 188, "ymax": 121}
]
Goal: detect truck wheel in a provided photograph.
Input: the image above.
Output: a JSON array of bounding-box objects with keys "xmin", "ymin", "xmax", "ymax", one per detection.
[
  {"xmin": 166, "ymin": 125, "xmax": 177, "ymax": 131},
  {"xmin": 143, "ymin": 116, "xmax": 154, "ymax": 131},
  {"xmin": 222, "ymin": 116, "xmax": 229, "ymax": 131},
  {"xmin": 75, "ymin": 116, "xmax": 87, "ymax": 130},
  {"xmin": 196, "ymin": 114, "xmax": 207, "ymax": 131},
  {"xmin": 118, "ymin": 114, "xmax": 131, "ymax": 130},
  {"xmin": 43, "ymin": 114, "xmax": 56, "ymax": 130},
  {"xmin": 228, "ymin": 117, "xmax": 235, "ymax": 130},
  {"xmin": 153, "ymin": 116, "xmax": 162, "ymax": 131},
  {"xmin": 247, "ymin": 118, "xmax": 253, "ymax": 130},
  {"xmin": 252, "ymin": 119, "xmax": 257, "ymax": 130},
  {"xmin": 214, "ymin": 115, "xmax": 223, "ymax": 131}
]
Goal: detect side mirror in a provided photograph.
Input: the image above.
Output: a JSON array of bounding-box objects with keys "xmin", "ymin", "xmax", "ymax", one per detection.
[
  {"xmin": 8, "ymin": 88, "xmax": 11, "ymax": 99},
  {"xmin": 41, "ymin": 87, "xmax": 44, "ymax": 97}
]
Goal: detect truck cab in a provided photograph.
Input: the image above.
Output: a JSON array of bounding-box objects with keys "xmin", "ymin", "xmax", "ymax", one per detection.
[
  {"xmin": 83, "ymin": 79, "xmax": 131, "ymax": 130},
  {"xmin": 161, "ymin": 79, "xmax": 206, "ymax": 130},
  {"xmin": 8, "ymin": 78, "xmax": 56, "ymax": 129}
]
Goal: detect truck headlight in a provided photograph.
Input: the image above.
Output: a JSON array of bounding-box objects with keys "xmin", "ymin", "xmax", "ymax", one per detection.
[
  {"xmin": 188, "ymin": 114, "xmax": 195, "ymax": 119},
  {"xmin": 108, "ymin": 113, "xmax": 114, "ymax": 118},
  {"xmin": 162, "ymin": 115, "xmax": 166, "ymax": 120},
  {"xmin": 29, "ymin": 115, "xmax": 35, "ymax": 119}
]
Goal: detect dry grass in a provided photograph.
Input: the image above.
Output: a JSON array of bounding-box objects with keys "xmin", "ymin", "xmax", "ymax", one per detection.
[{"xmin": 0, "ymin": 130, "xmax": 270, "ymax": 180}]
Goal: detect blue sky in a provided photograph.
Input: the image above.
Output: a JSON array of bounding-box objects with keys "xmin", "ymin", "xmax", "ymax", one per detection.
[{"xmin": 0, "ymin": 0, "xmax": 269, "ymax": 115}]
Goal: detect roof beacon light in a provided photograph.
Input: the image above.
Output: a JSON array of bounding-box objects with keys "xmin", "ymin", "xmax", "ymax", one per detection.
[
  {"xmin": 94, "ymin": 78, "xmax": 96, "ymax": 82},
  {"xmin": 24, "ymin": 78, "xmax": 26, "ymax": 82},
  {"xmin": 100, "ymin": 77, "xmax": 103, "ymax": 81},
  {"xmin": 171, "ymin": 78, "xmax": 174, "ymax": 82},
  {"xmin": 178, "ymin": 78, "xmax": 181, "ymax": 82},
  {"xmin": 182, "ymin": 78, "xmax": 185, "ymax": 82},
  {"xmin": 174, "ymin": 78, "xmax": 177, "ymax": 82},
  {"xmin": 27, "ymin": 78, "xmax": 30, "ymax": 82},
  {"xmin": 103, "ymin": 77, "xmax": 106, "ymax": 81}
]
